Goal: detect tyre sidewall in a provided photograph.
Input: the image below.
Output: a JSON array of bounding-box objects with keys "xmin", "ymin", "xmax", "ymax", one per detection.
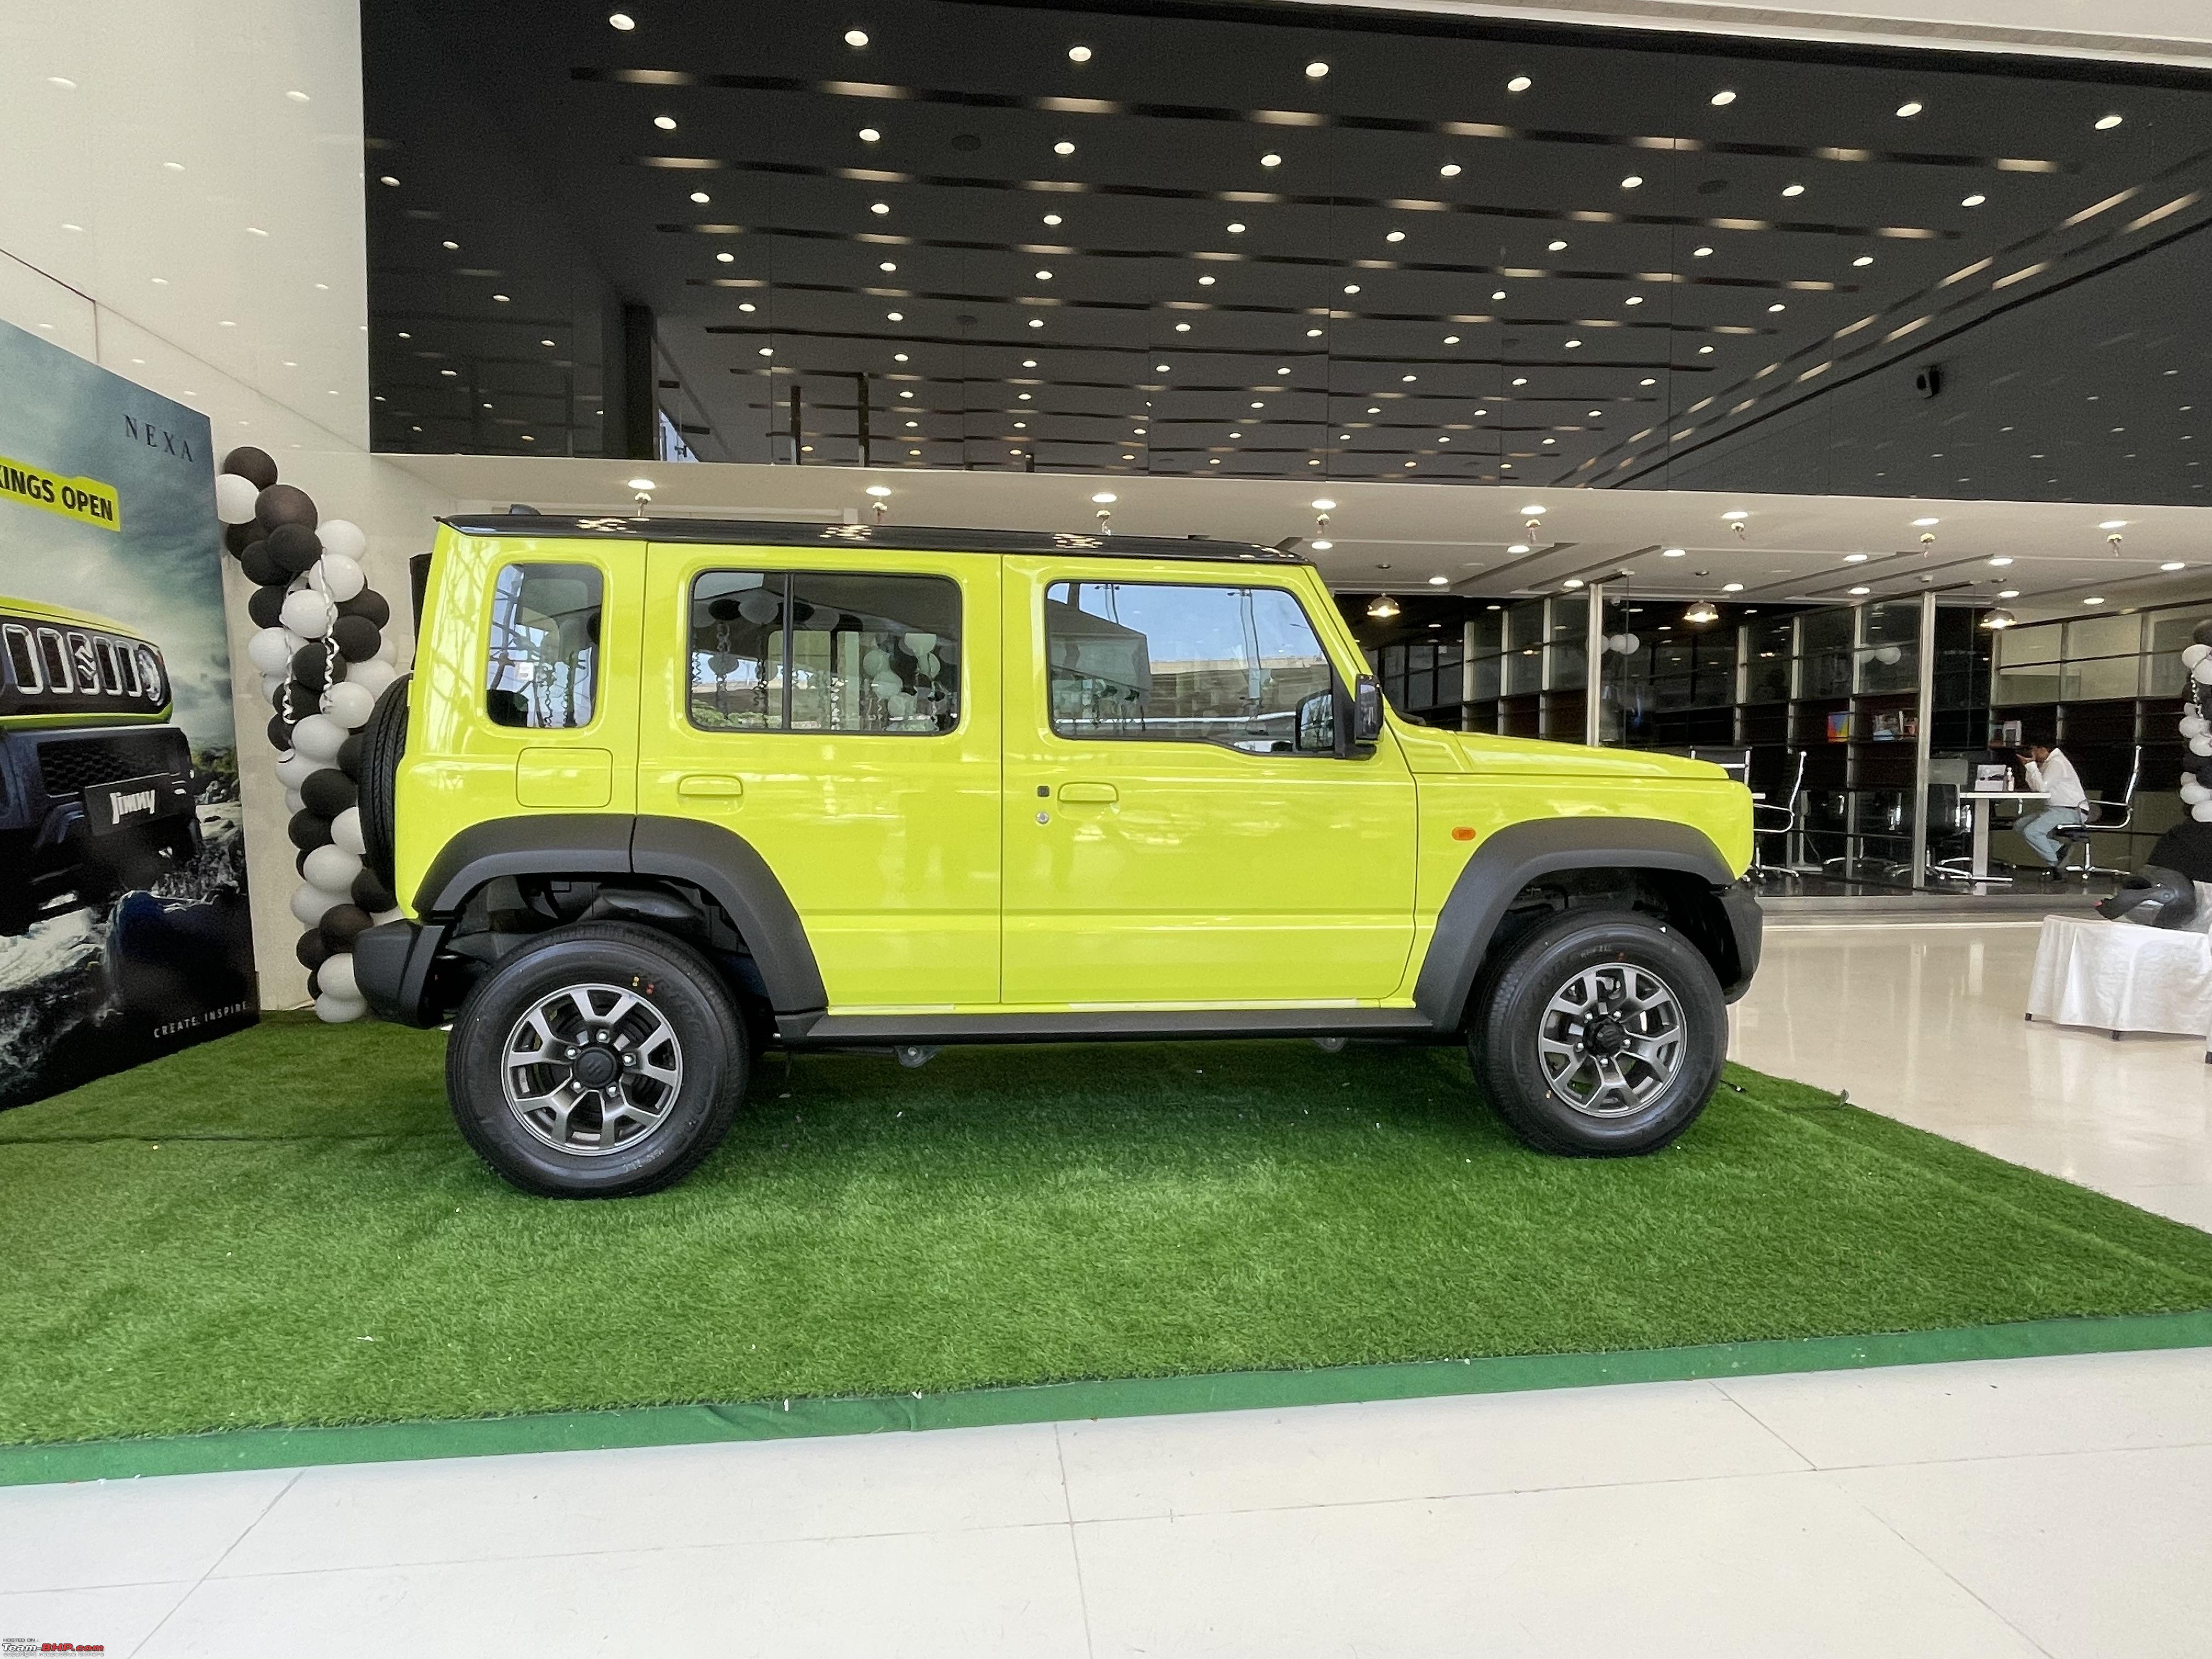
[
  {"xmin": 448, "ymin": 923, "xmax": 746, "ymax": 1197},
  {"xmin": 1474, "ymin": 910, "xmax": 1726, "ymax": 1155}
]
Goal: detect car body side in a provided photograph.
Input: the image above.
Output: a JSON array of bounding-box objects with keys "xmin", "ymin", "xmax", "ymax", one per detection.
[{"xmin": 365, "ymin": 524, "xmax": 1757, "ymax": 1039}]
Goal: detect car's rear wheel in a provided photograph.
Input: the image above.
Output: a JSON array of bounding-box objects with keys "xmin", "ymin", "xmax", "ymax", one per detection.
[
  {"xmin": 1469, "ymin": 907, "xmax": 1725, "ymax": 1156},
  {"xmin": 447, "ymin": 920, "xmax": 748, "ymax": 1197}
]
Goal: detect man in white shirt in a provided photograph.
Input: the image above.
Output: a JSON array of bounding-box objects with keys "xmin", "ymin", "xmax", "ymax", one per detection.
[{"xmin": 2017, "ymin": 733, "xmax": 2090, "ymax": 872}]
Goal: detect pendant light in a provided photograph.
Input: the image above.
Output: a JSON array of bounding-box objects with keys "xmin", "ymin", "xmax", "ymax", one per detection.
[
  {"xmin": 1683, "ymin": 599, "xmax": 1720, "ymax": 625},
  {"xmin": 1367, "ymin": 593, "xmax": 1401, "ymax": 620},
  {"xmin": 1980, "ymin": 607, "xmax": 2017, "ymax": 630}
]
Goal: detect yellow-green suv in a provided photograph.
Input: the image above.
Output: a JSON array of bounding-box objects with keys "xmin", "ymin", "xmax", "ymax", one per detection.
[{"xmin": 354, "ymin": 516, "xmax": 1759, "ymax": 1197}]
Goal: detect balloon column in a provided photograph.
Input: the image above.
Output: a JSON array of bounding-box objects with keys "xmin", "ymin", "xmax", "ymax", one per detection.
[
  {"xmin": 213, "ymin": 447, "xmax": 405, "ymax": 1022},
  {"xmin": 2177, "ymin": 620, "xmax": 2212, "ymax": 825}
]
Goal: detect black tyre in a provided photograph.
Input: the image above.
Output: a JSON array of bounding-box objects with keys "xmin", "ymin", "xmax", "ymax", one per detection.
[
  {"xmin": 355, "ymin": 673, "xmax": 410, "ymax": 895},
  {"xmin": 446, "ymin": 921, "xmax": 749, "ymax": 1197},
  {"xmin": 1468, "ymin": 907, "xmax": 1726, "ymax": 1157}
]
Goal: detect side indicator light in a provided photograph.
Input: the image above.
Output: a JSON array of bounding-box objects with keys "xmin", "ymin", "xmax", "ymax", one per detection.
[{"xmin": 1451, "ymin": 826, "xmax": 1477, "ymax": 842}]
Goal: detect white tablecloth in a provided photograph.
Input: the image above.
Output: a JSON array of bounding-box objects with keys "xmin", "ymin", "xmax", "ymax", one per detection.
[{"xmin": 2027, "ymin": 914, "xmax": 2212, "ymax": 1041}]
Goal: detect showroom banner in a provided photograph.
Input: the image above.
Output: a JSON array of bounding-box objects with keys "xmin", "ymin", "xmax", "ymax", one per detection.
[{"xmin": 0, "ymin": 318, "xmax": 257, "ymax": 1110}]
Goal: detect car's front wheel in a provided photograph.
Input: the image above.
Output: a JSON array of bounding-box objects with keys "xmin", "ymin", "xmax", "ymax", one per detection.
[
  {"xmin": 1469, "ymin": 907, "xmax": 1726, "ymax": 1157},
  {"xmin": 446, "ymin": 921, "xmax": 748, "ymax": 1197}
]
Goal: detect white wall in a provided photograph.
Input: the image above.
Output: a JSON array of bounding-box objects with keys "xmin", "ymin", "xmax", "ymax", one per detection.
[
  {"xmin": 0, "ymin": 1, "xmax": 452, "ymax": 1008},
  {"xmin": 1298, "ymin": 0, "xmax": 2212, "ymax": 67}
]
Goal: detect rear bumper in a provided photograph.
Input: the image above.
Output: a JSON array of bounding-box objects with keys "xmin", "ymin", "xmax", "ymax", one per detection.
[
  {"xmin": 353, "ymin": 918, "xmax": 445, "ymax": 1026},
  {"xmin": 1719, "ymin": 878, "xmax": 1763, "ymax": 1002}
]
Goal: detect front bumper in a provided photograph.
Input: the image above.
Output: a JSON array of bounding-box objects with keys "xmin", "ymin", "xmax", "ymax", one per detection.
[{"xmin": 1718, "ymin": 877, "xmax": 1763, "ymax": 1003}]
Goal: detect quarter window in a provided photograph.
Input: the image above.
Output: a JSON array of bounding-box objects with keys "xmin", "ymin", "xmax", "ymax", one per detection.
[
  {"xmin": 1045, "ymin": 581, "xmax": 1337, "ymax": 752},
  {"xmin": 487, "ymin": 563, "xmax": 602, "ymax": 729},
  {"xmin": 688, "ymin": 571, "xmax": 960, "ymax": 735}
]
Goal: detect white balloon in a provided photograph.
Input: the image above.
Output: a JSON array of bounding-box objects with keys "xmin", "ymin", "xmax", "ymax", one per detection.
[
  {"xmin": 284, "ymin": 788, "xmax": 306, "ymax": 815},
  {"xmin": 2193, "ymin": 735, "xmax": 2212, "ymax": 758},
  {"xmin": 314, "ymin": 991, "xmax": 369, "ymax": 1025},
  {"xmin": 2196, "ymin": 800, "xmax": 2212, "ymax": 824},
  {"xmin": 2183, "ymin": 780, "xmax": 2209, "ymax": 806},
  {"xmin": 918, "ymin": 651, "xmax": 940, "ymax": 678},
  {"xmin": 885, "ymin": 691, "xmax": 916, "ymax": 720},
  {"xmin": 247, "ymin": 627, "xmax": 294, "ymax": 676},
  {"xmin": 332, "ymin": 806, "xmax": 365, "ymax": 857},
  {"xmin": 317, "ymin": 952, "xmax": 359, "ymax": 1002},
  {"xmin": 274, "ymin": 752, "xmax": 319, "ymax": 791},
  {"xmin": 309, "ymin": 552, "xmax": 366, "ymax": 602},
  {"xmin": 303, "ymin": 844, "xmax": 363, "ymax": 891},
  {"xmin": 317, "ymin": 518, "xmax": 366, "ymax": 563},
  {"xmin": 292, "ymin": 714, "xmax": 346, "ymax": 763},
  {"xmin": 281, "ymin": 589, "xmax": 336, "ymax": 639},
  {"xmin": 321, "ymin": 680, "xmax": 376, "ymax": 729},
  {"xmin": 861, "ymin": 647, "xmax": 889, "ymax": 676},
  {"xmin": 2194, "ymin": 659, "xmax": 2212, "ymax": 686},
  {"xmin": 903, "ymin": 632, "xmax": 936, "ymax": 656},
  {"xmin": 2181, "ymin": 715, "xmax": 2209, "ymax": 738},
  {"xmin": 2185, "ymin": 644, "xmax": 2212, "ymax": 671},
  {"xmin": 345, "ymin": 659, "xmax": 398, "ymax": 704},
  {"xmin": 374, "ymin": 634, "xmax": 400, "ymax": 665},
  {"xmin": 259, "ymin": 673, "xmax": 287, "ymax": 704},
  {"xmin": 289, "ymin": 884, "xmax": 343, "ymax": 927},
  {"xmin": 215, "ymin": 472, "xmax": 261, "ymax": 524}
]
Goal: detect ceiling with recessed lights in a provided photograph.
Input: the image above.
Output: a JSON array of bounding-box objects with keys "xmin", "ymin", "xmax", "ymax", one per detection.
[{"xmin": 361, "ymin": 0, "xmax": 2212, "ymax": 505}]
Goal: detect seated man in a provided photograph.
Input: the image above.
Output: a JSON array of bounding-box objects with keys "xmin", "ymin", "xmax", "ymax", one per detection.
[{"xmin": 2015, "ymin": 729, "xmax": 2088, "ymax": 874}]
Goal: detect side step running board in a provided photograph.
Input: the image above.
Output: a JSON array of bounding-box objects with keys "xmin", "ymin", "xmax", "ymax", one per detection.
[{"xmin": 777, "ymin": 1007, "xmax": 1442, "ymax": 1047}]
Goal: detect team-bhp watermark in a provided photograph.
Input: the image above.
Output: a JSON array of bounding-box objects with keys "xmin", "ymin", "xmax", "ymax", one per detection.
[{"xmin": 4, "ymin": 1639, "xmax": 105, "ymax": 1653}]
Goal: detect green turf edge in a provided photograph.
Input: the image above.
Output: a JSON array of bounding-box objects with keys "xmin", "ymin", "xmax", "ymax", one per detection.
[{"xmin": 7, "ymin": 1307, "xmax": 2208, "ymax": 1489}]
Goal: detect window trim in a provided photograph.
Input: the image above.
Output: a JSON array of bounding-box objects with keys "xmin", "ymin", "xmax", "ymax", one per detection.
[
  {"xmin": 684, "ymin": 567, "xmax": 965, "ymax": 739},
  {"xmin": 484, "ymin": 557, "xmax": 607, "ymax": 734},
  {"xmin": 1040, "ymin": 575, "xmax": 1351, "ymax": 757}
]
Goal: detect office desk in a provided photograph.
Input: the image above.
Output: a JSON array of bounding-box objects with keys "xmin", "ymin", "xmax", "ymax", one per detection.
[{"xmin": 1959, "ymin": 790, "xmax": 2049, "ymax": 883}]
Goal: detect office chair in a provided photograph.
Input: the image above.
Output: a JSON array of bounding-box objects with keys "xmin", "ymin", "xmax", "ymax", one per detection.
[
  {"xmin": 2053, "ymin": 743, "xmax": 2142, "ymax": 881},
  {"xmin": 1749, "ymin": 751, "xmax": 1809, "ymax": 883}
]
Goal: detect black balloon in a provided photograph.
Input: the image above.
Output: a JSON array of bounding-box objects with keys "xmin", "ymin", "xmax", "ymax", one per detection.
[
  {"xmin": 290, "ymin": 642, "xmax": 335, "ymax": 691},
  {"xmin": 265, "ymin": 522, "xmax": 322, "ymax": 577},
  {"xmin": 223, "ymin": 520, "xmax": 258, "ymax": 557},
  {"xmin": 255, "ymin": 483, "xmax": 318, "ymax": 534},
  {"xmin": 302, "ymin": 768, "xmax": 358, "ymax": 817},
  {"xmin": 336, "ymin": 732, "xmax": 363, "ymax": 777},
  {"xmin": 352, "ymin": 870, "xmax": 397, "ymax": 913},
  {"xmin": 2194, "ymin": 621, "xmax": 2212, "ymax": 648},
  {"xmin": 283, "ymin": 679, "xmax": 321, "ymax": 719},
  {"xmin": 337, "ymin": 589, "xmax": 390, "ymax": 628},
  {"xmin": 294, "ymin": 846, "xmax": 314, "ymax": 878},
  {"xmin": 266, "ymin": 711, "xmax": 297, "ymax": 751},
  {"xmin": 319, "ymin": 904, "xmax": 372, "ymax": 950},
  {"xmin": 240, "ymin": 540, "xmax": 287, "ymax": 586},
  {"xmin": 295, "ymin": 928, "xmax": 332, "ymax": 971},
  {"xmin": 247, "ymin": 583, "xmax": 289, "ymax": 629},
  {"xmin": 306, "ymin": 965, "xmax": 323, "ymax": 1001},
  {"xmin": 221, "ymin": 446, "xmax": 280, "ymax": 491},
  {"xmin": 288, "ymin": 809, "xmax": 334, "ymax": 853},
  {"xmin": 331, "ymin": 615, "xmax": 381, "ymax": 662}
]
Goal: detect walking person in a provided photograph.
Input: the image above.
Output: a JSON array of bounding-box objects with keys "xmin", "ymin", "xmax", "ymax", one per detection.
[{"xmin": 2016, "ymin": 730, "xmax": 2089, "ymax": 873}]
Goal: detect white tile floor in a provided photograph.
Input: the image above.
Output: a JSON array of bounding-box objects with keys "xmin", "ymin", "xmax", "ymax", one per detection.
[{"xmin": 5, "ymin": 922, "xmax": 2209, "ymax": 1656}]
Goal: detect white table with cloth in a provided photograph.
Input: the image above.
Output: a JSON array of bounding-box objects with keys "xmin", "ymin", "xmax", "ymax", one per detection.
[{"xmin": 2026, "ymin": 910, "xmax": 2212, "ymax": 1054}]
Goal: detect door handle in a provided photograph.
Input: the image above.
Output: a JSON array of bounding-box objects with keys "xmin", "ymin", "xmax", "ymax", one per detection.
[
  {"xmin": 678, "ymin": 774, "xmax": 745, "ymax": 798},
  {"xmin": 1058, "ymin": 782, "xmax": 1118, "ymax": 803}
]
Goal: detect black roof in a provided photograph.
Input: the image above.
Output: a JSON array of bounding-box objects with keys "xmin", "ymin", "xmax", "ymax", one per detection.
[{"xmin": 440, "ymin": 515, "xmax": 1308, "ymax": 565}]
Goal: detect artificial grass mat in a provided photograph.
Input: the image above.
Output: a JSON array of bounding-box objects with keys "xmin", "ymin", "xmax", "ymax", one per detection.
[{"xmin": 5, "ymin": 1015, "xmax": 2212, "ymax": 1451}]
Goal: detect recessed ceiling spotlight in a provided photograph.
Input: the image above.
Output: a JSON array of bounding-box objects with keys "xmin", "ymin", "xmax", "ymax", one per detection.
[
  {"xmin": 2099, "ymin": 519, "xmax": 2128, "ymax": 529},
  {"xmin": 1699, "ymin": 345, "xmax": 1716, "ymax": 354},
  {"xmin": 1402, "ymin": 372, "xmax": 1416, "ymax": 381},
  {"xmin": 1521, "ymin": 503, "xmax": 1545, "ymax": 515},
  {"xmin": 1722, "ymin": 582, "xmax": 1745, "ymax": 592},
  {"xmin": 690, "ymin": 190, "xmax": 710, "ymax": 203},
  {"xmin": 1035, "ymin": 269, "xmax": 1053, "ymax": 280},
  {"xmin": 1692, "ymin": 246, "xmax": 1713, "ymax": 257},
  {"xmin": 1304, "ymin": 60, "xmax": 1329, "ymax": 78},
  {"xmin": 2163, "ymin": 561, "xmax": 2187, "ymax": 571},
  {"xmin": 1548, "ymin": 239, "xmax": 1567, "ymax": 252},
  {"xmin": 1053, "ymin": 140, "xmax": 1075, "ymax": 155},
  {"xmin": 628, "ymin": 476, "xmax": 656, "ymax": 490},
  {"xmin": 1662, "ymin": 547, "xmax": 1686, "ymax": 557},
  {"xmin": 1896, "ymin": 100, "xmax": 1923, "ymax": 117},
  {"xmin": 608, "ymin": 11, "xmax": 635, "ymax": 28},
  {"xmin": 1440, "ymin": 162, "xmax": 1462, "ymax": 177},
  {"xmin": 1768, "ymin": 303, "xmax": 1786, "ymax": 313},
  {"xmin": 1068, "ymin": 44, "xmax": 1092, "ymax": 61},
  {"xmin": 1996, "ymin": 588, "xmax": 2021, "ymax": 599},
  {"xmin": 1510, "ymin": 377, "xmax": 1527, "ymax": 387},
  {"xmin": 2083, "ymin": 596, "xmax": 2106, "ymax": 605},
  {"xmin": 885, "ymin": 311, "xmax": 902, "ymax": 321},
  {"xmin": 1564, "ymin": 338, "xmax": 1582, "ymax": 348},
  {"xmin": 1492, "ymin": 289, "xmax": 1507, "ymax": 300},
  {"xmin": 1508, "ymin": 543, "xmax": 1532, "ymax": 555},
  {"xmin": 2095, "ymin": 112, "xmax": 2123, "ymax": 130},
  {"xmin": 1711, "ymin": 89, "xmax": 1737, "ymax": 106},
  {"xmin": 1781, "ymin": 183, "xmax": 1804, "ymax": 197},
  {"xmin": 1311, "ymin": 539, "xmax": 1333, "ymax": 550},
  {"xmin": 898, "ymin": 352, "xmax": 913, "ymax": 362},
  {"xmin": 1562, "ymin": 577, "xmax": 1584, "ymax": 589},
  {"xmin": 1261, "ymin": 153, "xmax": 1282, "ymax": 167},
  {"xmin": 738, "ymin": 301, "xmax": 754, "ymax": 310},
  {"xmin": 879, "ymin": 260, "xmax": 896, "ymax": 272},
  {"xmin": 1961, "ymin": 193, "xmax": 1987, "ymax": 207},
  {"xmin": 1853, "ymin": 255, "xmax": 1874, "ymax": 267},
  {"xmin": 1846, "ymin": 585, "xmax": 1872, "ymax": 597},
  {"xmin": 162, "ymin": 160, "xmax": 183, "ymax": 171},
  {"xmin": 1156, "ymin": 363, "xmax": 1171, "ymax": 372},
  {"xmin": 1722, "ymin": 510, "xmax": 1749, "ymax": 521},
  {"xmin": 1507, "ymin": 75, "xmax": 1532, "ymax": 92},
  {"xmin": 871, "ymin": 201, "xmax": 890, "ymax": 215},
  {"xmin": 758, "ymin": 346, "xmax": 773, "ymax": 356},
  {"xmin": 1912, "ymin": 517, "xmax": 1940, "ymax": 526},
  {"xmin": 653, "ymin": 114, "xmax": 677, "ymax": 129},
  {"xmin": 493, "ymin": 292, "xmax": 510, "ymax": 302},
  {"xmin": 858, "ymin": 127, "xmax": 881, "ymax": 142},
  {"xmin": 1626, "ymin": 296, "xmax": 1644, "ymax": 306},
  {"xmin": 1308, "ymin": 327, "xmax": 1324, "ymax": 337},
  {"xmin": 866, "ymin": 484, "xmax": 892, "ymax": 497},
  {"xmin": 844, "ymin": 29, "xmax": 869, "ymax": 47},
  {"xmin": 1385, "ymin": 229, "xmax": 1405, "ymax": 242},
  {"xmin": 1197, "ymin": 274, "xmax": 1215, "ymax": 285},
  {"xmin": 1622, "ymin": 175, "xmax": 1644, "ymax": 189},
  {"xmin": 1344, "ymin": 283, "xmax": 1361, "ymax": 294},
  {"xmin": 717, "ymin": 251, "xmax": 733, "ymax": 262},
  {"xmin": 379, "ymin": 175, "xmax": 399, "ymax": 186},
  {"xmin": 1987, "ymin": 556, "xmax": 2013, "ymax": 566},
  {"xmin": 1844, "ymin": 552, "xmax": 1869, "ymax": 563},
  {"xmin": 1227, "ymin": 222, "xmax": 1246, "ymax": 233},
  {"xmin": 286, "ymin": 89, "xmax": 310, "ymax": 103},
  {"xmin": 1640, "ymin": 377, "xmax": 1657, "ymax": 386},
  {"xmin": 1174, "ymin": 322, "xmax": 1190, "ymax": 331},
  {"xmin": 1028, "ymin": 318, "xmax": 1043, "ymax": 327}
]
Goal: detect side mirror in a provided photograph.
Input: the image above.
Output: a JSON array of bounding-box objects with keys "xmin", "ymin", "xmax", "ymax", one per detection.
[
  {"xmin": 1294, "ymin": 689, "xmax": 1336, "ymax": 753},
  {"xmin": 1353, "ymin": 675, "xmax": 1384, "ymax": 743}
]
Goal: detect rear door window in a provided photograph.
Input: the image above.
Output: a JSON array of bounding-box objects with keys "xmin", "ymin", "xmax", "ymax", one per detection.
[
  {"xmin": 486, "ymin": 563, "xmax": 602, "ymax": 729},
  {"xmin": 688, "ymin": 571, "xmax": 960, "ymax": 735}
]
